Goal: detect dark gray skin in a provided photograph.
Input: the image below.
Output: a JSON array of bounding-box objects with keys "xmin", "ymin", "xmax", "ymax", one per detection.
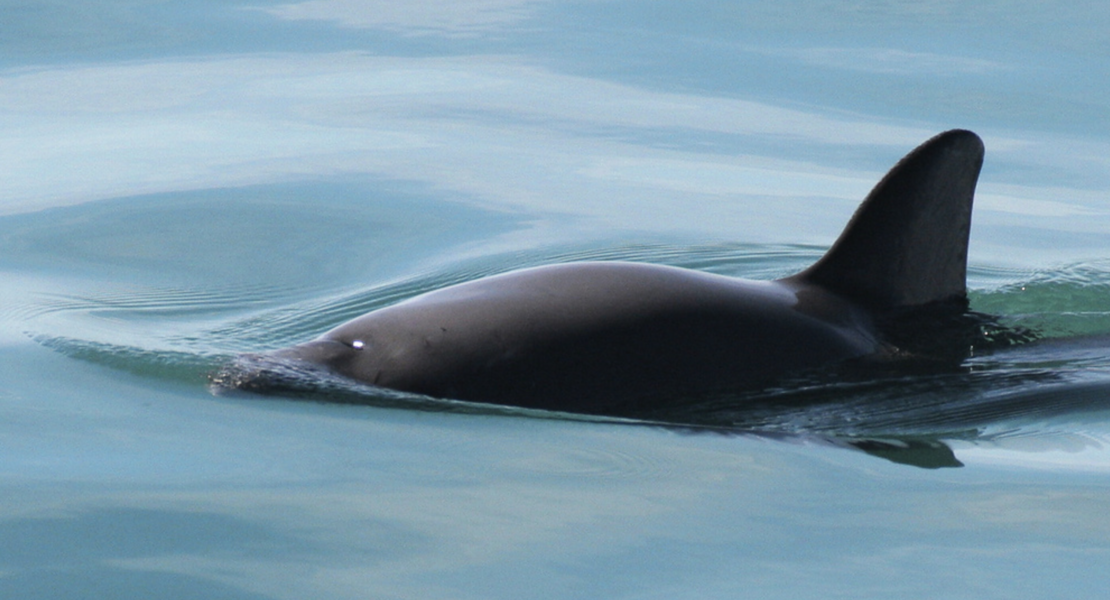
[
  {"xmin": 240, "ymin": 130, "xmax": 986, "ymax": 415},
  {"xmin": 270, "ymin": 264, "xmax": 881, "ymax": 412}
]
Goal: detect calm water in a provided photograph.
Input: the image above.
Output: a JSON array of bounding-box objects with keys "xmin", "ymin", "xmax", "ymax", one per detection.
[{"xmin": 4, "ymin": 1, "xmax": 1110, "ymax": 598}]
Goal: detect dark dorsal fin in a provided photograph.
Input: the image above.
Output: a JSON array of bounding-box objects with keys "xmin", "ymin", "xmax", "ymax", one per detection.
[{"xmin": 791, "ymin": 129, "xmax": 984, "ymax": 309}]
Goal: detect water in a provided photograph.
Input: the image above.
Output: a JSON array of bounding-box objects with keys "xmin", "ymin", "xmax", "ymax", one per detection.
[{"xmin": 3, "ymin": 1, "xmax": 1110, "ymax": 598}]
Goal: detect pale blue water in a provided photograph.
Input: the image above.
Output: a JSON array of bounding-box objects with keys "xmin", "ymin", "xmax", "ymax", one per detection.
[{"xmin": 4, "ymin": 1, "xmax": 1110, "ymax": 598}]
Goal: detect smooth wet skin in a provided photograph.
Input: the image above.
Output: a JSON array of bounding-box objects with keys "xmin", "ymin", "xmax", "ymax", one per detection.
[
  {"xmin": 278, "ymin": 262, "xmax": 881, "ymax": 412},
  {"xmin": 233, "ymin": 130, "xmax": 987, "ymax": 414}
]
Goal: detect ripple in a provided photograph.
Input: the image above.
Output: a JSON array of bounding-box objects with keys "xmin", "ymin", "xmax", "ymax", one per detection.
[
  {"xmin": 502, "ymin": 241, "xmax": 820, "ymax": 278},
  {"xmin": 24, "ymin": 243, "xmax": 1110, "ymax": 453},
  {"xmin": 204, "ymin": 241, "xmax": 821, "ymax": 353},
  {"xmin": 33, "ymin": 335, "xmax": 222, "ymax": 384},
  {"xmin": 958, "ymin": 420, "xmax": 1110, "ymax": 471},
  {"xmin": 971, "ymin": 260, "xmax": 1110, "ymax": 338},
  {"xmin": 37, "ymin": 283, "xmax": 293, "ymax": 316}
]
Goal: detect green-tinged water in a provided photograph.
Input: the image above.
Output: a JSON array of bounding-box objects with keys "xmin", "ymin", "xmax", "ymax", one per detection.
[{"xmin": 4, "ymin": 1, "xmax": 1110, "ymax": 598}]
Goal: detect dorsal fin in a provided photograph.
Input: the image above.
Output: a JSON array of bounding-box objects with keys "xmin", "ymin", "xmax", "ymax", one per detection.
[{"xmin": 791, "ymin": 129, "xmax": 984, "ymax": 309}]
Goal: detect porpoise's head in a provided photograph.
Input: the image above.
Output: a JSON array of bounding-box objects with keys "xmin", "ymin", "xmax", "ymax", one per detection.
[{"xmin": 211, "ymin": 338, "xmax": 366, "ymax": 395}]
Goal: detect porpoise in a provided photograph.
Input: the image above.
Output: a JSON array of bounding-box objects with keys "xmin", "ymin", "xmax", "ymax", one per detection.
[{"xmin": 223, "ymin": 130, "xmax": 987, "ymax": 415}]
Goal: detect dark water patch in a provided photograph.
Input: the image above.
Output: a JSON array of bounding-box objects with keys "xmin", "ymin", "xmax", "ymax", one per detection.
[
  {"xmin": 658, "ymin": 359, "xmax": 1110, "ymax": 439},
  {"xmin": 974, "ymin": 333, "xmax": 1110, "ymax": 370},
  {"xmin": 970, "ymin": 260, "xmax": 1110, "ymax": 338}
]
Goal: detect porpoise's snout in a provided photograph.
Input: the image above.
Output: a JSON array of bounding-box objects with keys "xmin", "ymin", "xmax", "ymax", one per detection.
[{"xmin": 210, "ymin": 339, "xmax": 355, "ymax": 394}]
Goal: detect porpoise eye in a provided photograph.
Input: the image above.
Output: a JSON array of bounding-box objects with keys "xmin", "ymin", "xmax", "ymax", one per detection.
[{"xmin": 350, "ymin": 340, "xmax": 365, "ymax": 350}]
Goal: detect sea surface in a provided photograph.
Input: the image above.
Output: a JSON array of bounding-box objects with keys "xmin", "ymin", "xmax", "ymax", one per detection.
[{"xmin": 3, "ymin": 1, "xmax": 1110, "ymax": 598}]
